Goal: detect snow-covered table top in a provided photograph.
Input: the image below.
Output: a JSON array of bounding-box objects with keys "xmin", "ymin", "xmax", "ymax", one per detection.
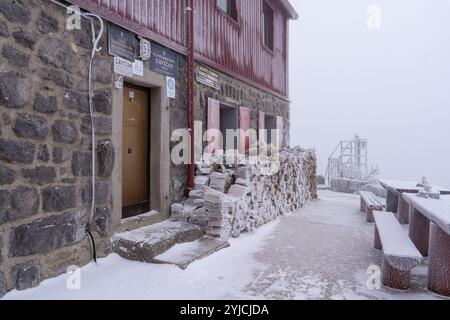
[
  {"xmin": 403, "ymin": 193, "xmax": 450, "ymax": 235},
  {"xmin": 379, "ymin": 180, "xmax": 450, "ymax": 194}
]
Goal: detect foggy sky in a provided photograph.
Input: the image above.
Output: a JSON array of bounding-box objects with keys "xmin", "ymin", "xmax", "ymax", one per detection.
[{"xmin": 288, "ymin": 0, "xmax": 450, "ymax": 187}]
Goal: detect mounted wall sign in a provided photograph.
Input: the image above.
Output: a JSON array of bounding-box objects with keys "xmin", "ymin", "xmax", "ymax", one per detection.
[
  {"xmin": 109, "ymin": 23, "xmax": 136, "ymax": 62},
  {"xmin": 149, "ymin": 43, "xmax": 179, "ymax": 79},
  {"xmin": 166, "ymin": 77, "xmax": 176, "ymax": 99},
  {"xmin": 132, "ymin": 59, "xmax": 144, "ymax": 77},
  {"xmin": 139, "ymin": 38, "xmax": 151, "ymax": 61},
  {"xmin": 196, "ymin": 65, "xmax": 220, "ymax": 91},
  {"xmin": 114, "ymin": 57, "xmax": 133, "ymax": 77}
]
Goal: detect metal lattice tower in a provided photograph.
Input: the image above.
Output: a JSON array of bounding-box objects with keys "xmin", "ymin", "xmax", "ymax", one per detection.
[{"xmin": 325, "ymin": 135, "xmax": 368, "ymax": 184}]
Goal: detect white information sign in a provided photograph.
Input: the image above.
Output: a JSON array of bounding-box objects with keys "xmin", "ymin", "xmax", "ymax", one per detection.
[
  {"xmin": 166, "ymin": 77, "xmax": 176, "ymax": 99},
  {"xmin": 114, "ymin": 56, "xmax": 133, "ymax": 77},
  {"xmin": 132, "ymin": 59, "xmax": 144, "ymax": 77}
]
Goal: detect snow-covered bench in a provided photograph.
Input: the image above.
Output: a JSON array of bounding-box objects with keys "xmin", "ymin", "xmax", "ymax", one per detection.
[
  {"xmin": 373, "ymin": 211, "xmax": 423, "ymax": 291},
  {"xmin": 360, "ymin": 191, "xmax": 385, "ymax": 222}
]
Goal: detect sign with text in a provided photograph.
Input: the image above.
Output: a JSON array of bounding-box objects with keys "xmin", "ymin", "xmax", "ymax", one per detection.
[
  {"xmin": 132, "ymin": 59, "xmax": 144, "ymax": 77},
  {"xmin": 114, "ymin": 57, "xmax": 133, "ymax": 77},
  {"xmin": 166, "ymin": 77, "xmax": 176, "ymax": 99},
  {"xmin": 109, "ymin": 24, "xmax": 136, "ymax": 61},
  {"xmin": 196, "ymin": 65, "xmax": 220, "ymax": 91},
  {"xmin": 149, "ymin": 44, "xmax": 179, "ymax": 79}
]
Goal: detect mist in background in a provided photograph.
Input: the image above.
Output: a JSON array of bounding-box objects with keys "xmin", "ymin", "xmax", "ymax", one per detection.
[{"xmin": 288, "ymin": 0, "xmax": 450, "ymax": 187}]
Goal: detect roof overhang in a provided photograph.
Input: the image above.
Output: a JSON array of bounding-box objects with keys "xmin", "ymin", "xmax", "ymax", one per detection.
[{"xmin": 280, "ymin": 0, "xmax": 299, "ymax": 20}]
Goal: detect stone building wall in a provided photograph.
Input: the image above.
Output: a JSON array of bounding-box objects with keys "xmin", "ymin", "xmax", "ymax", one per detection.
[
  {"xmin": 0, "ymin": 0, "xmax": 293, "ymax": 297},
  {"xmin": 0, "ymin": 0, "xmax": 116, "ymax": 295},
  {"xmin": 169, "ymin": 55, "xmax": 189, "ymax": 204},
  {"xmin": 0, "ymin": 0, "xmax": 193, "ymax": 296}
]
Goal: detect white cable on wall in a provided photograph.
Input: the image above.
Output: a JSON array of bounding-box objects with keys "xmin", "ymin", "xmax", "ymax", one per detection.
[{"xmin": 49, "ymin": 0, "xmax": 105, "ymax": 263}]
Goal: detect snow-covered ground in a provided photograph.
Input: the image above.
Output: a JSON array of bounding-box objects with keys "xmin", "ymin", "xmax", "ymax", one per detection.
[{"xmin": 3, "ymin": 190, "xmax": 447, "ymax": 300}]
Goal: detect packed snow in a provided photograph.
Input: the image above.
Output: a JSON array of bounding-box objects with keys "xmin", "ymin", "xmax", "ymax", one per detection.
[{"xmin": 3, "ymin": 191, "xmax": 447, "ymax": 300}]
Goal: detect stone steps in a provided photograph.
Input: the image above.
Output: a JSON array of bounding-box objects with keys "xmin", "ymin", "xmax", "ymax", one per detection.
[
  {"xmin": 111, "ymin": 220, "xmax": 205, "ymax": 263},
  {"xmin": 153, "ymin": 237, "xmax": 230, "ymax": 269}
]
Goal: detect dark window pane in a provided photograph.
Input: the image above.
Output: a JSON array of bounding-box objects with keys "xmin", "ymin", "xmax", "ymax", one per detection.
[
  {"xmin": 217, "ymin": 0, "xmax": 238, "ymax": 21},
  {"xmin": 217, "ymin": 0, "xmax": 229, "ymax": 13},
  {"xmin": 263, "ymin": 2, "xmax": 274, "ymax": 50}
]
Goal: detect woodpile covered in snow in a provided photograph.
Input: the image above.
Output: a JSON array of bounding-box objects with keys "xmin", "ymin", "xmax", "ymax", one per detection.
[{"xmin": 171, "ymin": 148, "xmax": 317, "ymax": 241}]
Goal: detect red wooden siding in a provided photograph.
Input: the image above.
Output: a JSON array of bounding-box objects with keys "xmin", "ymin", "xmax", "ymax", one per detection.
[
  {"xmin": 68, "ymin": 0, "xmax": 188, "ymax": 54},
  {"xmin": 193, "ymin": 0, "xmax": 288, "ymax": 98},
  {"xmin": 68, "ymin": 0, "xmax": 292, "ymax": 98}
]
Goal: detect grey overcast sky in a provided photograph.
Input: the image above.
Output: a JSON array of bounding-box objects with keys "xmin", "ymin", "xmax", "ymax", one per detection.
[{"xmin": 288, "ymin": 0, "xmax": 450, "ymax": 187}]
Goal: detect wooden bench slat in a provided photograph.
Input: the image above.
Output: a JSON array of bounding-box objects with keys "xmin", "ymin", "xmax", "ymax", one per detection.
[
  {"xmin": 374, "ymin": 211, "xmax": 422, "ymax": 271},
  {"xmin": 360, "ymin": 191, "xmax": 385, "ymax": 210}
]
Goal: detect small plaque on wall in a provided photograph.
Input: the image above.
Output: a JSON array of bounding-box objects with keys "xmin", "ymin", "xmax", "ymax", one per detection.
[
  {"xmin": 149, "ymin": 43, "xmax": 179, "ymax": 79},
  {"xmin": 114, "ymin": 57, "xmax": 133, "ymax": 77},
  {"xmin": 132, "ymin": 59, "xmax": 144, "ymax": 77},
  {"xmin": 166, "ymin": 77, "xmax": 176, "ymax": 99},
  {"xmin": 109, "ymin": 24, "xmax": 136, "ymax": 61},
  {"xmin": 196, "ymin": 65, "xmax": 220, "ymax": 91}
]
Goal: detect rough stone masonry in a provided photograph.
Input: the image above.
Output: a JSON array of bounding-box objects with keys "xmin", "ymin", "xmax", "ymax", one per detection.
[
  {"xmin": 0, "ymin": 0, "xmax": 115, "ymax": 295},
  {"xmin": 0, "ymin": 0, "xmax": 309, "ymax": 297}
]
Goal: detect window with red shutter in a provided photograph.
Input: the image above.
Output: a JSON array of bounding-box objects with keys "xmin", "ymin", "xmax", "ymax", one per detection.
[
  {"xmin": 240, "ymin": 106, "xmax": 250, "ymax": 152},
  {"xmin": 259, "ymin": 111, "xmax": 266, "ymax": 145},
  {"xmin": 276, "ymin": 116, "xmax": 284, "ymax": 149},
  {"xmin": 207, "ymin": 97, "xmax": 221, "ymax": 154}
]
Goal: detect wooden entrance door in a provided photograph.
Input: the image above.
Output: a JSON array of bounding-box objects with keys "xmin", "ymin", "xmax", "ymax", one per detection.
[{"xmin": 122, "ymin": 84, "xmax": 150, "ymax": 218}]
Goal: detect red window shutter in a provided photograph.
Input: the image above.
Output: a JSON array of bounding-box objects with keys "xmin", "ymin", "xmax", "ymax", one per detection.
[
  {"xmin": 239, "ymin": 106, "xmax": 250, "ymax": 152},
  {"xmin": 259, "ymin": 111, "xmax": 265, "ymax": 145},
  {"xmin": 207, "ymin": 98, "xmax": 221, "ymax": 154},
  {"xmin": 259, "ymin": 111, "xmax": 265, "ymax": 130},
  {"xmin": 276, "ymin": 116, "xmax": 284, "ymax": 148}
]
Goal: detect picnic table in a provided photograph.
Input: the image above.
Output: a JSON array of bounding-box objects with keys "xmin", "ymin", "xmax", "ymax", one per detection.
[
  {"xmin": 379, "ymin": 180, "xmax": 450, "ymax": 224},
  {"xmin": 403, "ymin": 193, "xmax": 450, "ymax": 297}
]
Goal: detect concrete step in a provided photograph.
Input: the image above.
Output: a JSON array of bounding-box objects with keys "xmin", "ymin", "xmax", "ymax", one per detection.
[
  {"xmin": 112, "ymin": 220, "xmax": 205, "ymax": 263},
  {"xmin": 153, "ymin": 237, "xmax": 230, "ymax": 269}
]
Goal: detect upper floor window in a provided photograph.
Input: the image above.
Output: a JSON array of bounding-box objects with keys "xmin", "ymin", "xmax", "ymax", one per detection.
[
  {"xmin": 263, "ymin": 1, "xmax": 274, "ymax": 50},
  {"xmin": 217, "ymin": 0, "xmax": 238, "ymax": 21}
]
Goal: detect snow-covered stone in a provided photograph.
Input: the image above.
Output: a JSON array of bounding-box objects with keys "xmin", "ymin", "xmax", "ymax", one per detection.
[{"xmin": 112, "ymin": 221, "xmax": 205, "ymax": 263}]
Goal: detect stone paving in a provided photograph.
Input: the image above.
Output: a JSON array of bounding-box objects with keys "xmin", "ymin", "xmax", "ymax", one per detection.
[
  {"xmin": 3, "ymin": 190, "xmax": 447, "ymax": 300},
  {"xmin": 243, "ymin": 190, "xmax": 443, "ymax": 300}
]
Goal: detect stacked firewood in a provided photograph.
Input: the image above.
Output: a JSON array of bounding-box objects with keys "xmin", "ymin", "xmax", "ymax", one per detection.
[{"xmin": 171, "ymin": 148, "xmax": 317, "ymax": 241}]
